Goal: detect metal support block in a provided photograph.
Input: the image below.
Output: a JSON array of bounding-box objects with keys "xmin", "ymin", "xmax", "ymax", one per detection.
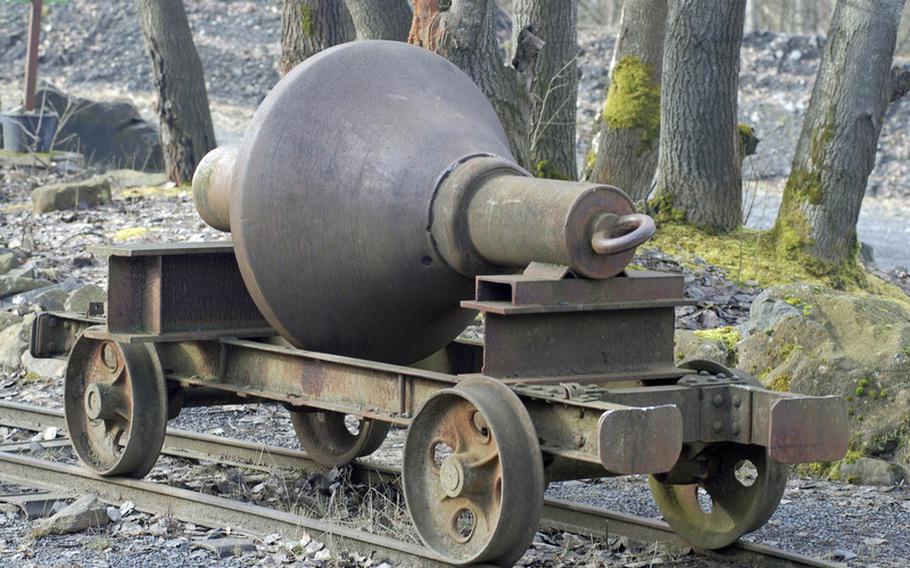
[
  {"xmin": 90, "ymin": 242, "xmax": 271, "ymax": 341},
  {"xmin": 462, "ymin": 271, "xmax": 688, "ymax": 380}
]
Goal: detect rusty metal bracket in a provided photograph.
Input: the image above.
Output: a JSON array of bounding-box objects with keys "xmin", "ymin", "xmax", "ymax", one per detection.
[{"xmin": 29, "ymin": 311, "xmax": 103, "ymax": 358}]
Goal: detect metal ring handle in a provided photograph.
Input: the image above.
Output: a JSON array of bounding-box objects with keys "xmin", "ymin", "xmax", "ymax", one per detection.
[{"xmin": 591, "ymin": 213, "xmax": 656, "ymax": 256}]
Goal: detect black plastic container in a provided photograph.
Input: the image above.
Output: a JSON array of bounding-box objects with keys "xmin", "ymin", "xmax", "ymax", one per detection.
[{"xmin": 0, "ymin": 109, "xmax": 58, "ymax": 152}]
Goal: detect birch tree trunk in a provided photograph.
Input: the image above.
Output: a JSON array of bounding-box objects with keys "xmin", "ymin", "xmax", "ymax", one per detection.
[
  {"xmin": 772, "ymin": 0, "xmax": 907, "ymax": 277},
  {"xmin": 513, "ymin": 0, "xmax": 579, "ymax": 179},
  {"xmin": 653, "ymin": 0, "xmax": 746, "ymax": 231},
  {"xmin": 590, "ymin": 0, "xmax": 667, "ymax": 200},
  {"xmin": 409, "ymin": 0, "xmax": 540, "ymax": 169},
  {"xmin": 280, "ymin": 0, "xmax": 355, "ymax": 74},
  {"xmin": 135, "ymin": 0, "xmax": 216, "ymax": 185},
  {"xmin": 344, "ymin": 0, "xmax": 412, "ymax": 40}
]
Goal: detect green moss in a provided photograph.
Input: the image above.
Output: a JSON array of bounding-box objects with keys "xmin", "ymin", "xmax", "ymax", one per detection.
[
  {"xmin": 855, "ymin": 386, "xmax": 866, "ymax": 397},
  {"xmin": 784, "ymin": 296, "xmax": 814, "ymax": 316},
  {"xmin": 737, "ymin": 123, "xmax": 759, "ymax": 158},
  {"xmin": 693, "ymin": 326, "xmax": 741, "ymax": 352},
  {"xmin": 534, "ymin": 160, "xmax": 571, "ymax": 181},
  {"xmin": 796, "ymin": 448, "xmax": 864, "ymax": 481},
  {"xmin": 601, "ymin": 56, "xmax": 661, "ymax": 150},
  {"xmin": 585, "ymin": 150, "xmax": 597, "ymax": 172},
  {"xmin": 646, "ymin": 223, "xmax": 909, "ymax": 302},
  {"xmin": 769, "ymin": 374, "xmax": 791, "ymax": 392},
  {"xmin": 647, "ymin": 193, "xmax": 687, "ymax": 225},
  {"xmin": 299, "ymin": 4, "xmax": 315, "ymax": 37}
]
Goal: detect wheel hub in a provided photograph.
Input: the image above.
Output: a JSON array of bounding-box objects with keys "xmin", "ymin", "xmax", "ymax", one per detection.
[
  {"xmin": 84, "ymin": 383, "xmax": 121, "ymax": 421},
  {"xmin": 440, "ymin": 456, "xmax": 466, "ymax": 498}
]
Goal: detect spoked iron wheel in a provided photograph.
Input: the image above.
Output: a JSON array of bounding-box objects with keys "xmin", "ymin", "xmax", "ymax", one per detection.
[
  {"xmin": 648, "ymin": 443, "xmax": 788, "ymax": 549},
  {"xmin": 289, "ymin": 409, "xmax": 390, "ymax": 467},
  {"xmin": 678, "ymin": 359, "xmax": 789, "ymax": 533},
  {"xmin": 64, "ymin": 334, "xmax": 167, "ymax": 478},
  {"xmin": 403, "ymin": 377, "xmax": 544, "ymax": 566}
]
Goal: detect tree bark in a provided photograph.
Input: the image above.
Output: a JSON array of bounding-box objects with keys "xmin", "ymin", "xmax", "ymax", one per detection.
[
  {"xmin": 513, "ymin": 0, "xmax": 579, "ymax": 180},
  {"xmin": 344, "ymin": 0, "xmax": 412, "ymax": 40},
  {"xmin": 772, "ymin": 0, "xmax": 906, "ymax": 275},
  {"xmin": 590, "ymin": 0, "xmax": 667, "ymax": 200},
  {"xmin": 409, "ymin": 0, "xmax": 539, "ymax": 169},
  {"xmin": 280, "ymin": 0, "xmax": 355, "ymax": 74},
  {"xmin": 135, "ymin": 0, "xmax": 216, "ymax": 185},
  {"xmin": 653, "ymin": 0, "xmax": 746, "ymax": 231}
]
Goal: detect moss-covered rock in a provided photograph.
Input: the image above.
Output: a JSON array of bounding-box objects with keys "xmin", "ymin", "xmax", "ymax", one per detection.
[
  {"xmin": 675, "ymin": 329, "xmax": 734, "ymax": 366},
  {"xmin": 735, "ymin": 283, "xmax": 910, "ymax": 480},
  {"xmin": 31, "ymin": 176, "xmax": 112, "ymax": 214}
]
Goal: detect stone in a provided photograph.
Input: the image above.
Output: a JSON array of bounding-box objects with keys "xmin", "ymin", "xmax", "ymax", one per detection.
[
  {"xmin": 32, "ymin": 288, "xmax": 68, "ymax": 312},
  {"xmin": 31, "ymin": 495, "xmax": 110, "ymax": 537},
  {"xmin": 64, "ymin": 284, "xmax": 106, "ymax": 313},
  {"xmin": 738, "ymin": 286, "xmax": 802, "ymax": 338},
  {"xmin": 36, "ymin": 85, "xmax": 163, "ymax": 172},
  {"xmin": 674, "ymin": 329, "xmax": 731, "ymax": 366},
  {"xmin": 103, "ymin": 169, "xmax": 168, "ymax": 190},
  {"xmin": 10, "ymin": 279, "xmax": 82, "ymax": 308},
  {"xmin": 0, "ymin": 311, "xmax": 22, "ymax": 331},
  {"xmin": 192, "ymin": 537, "xmax": 256, "ymax": 559},
  {"xmin": 736, "ymin": 283, "xmax": 910, "ymax": 476},
  {"xmin": 0, "ymin": 276, "xmax": 49, "ymax": 298},
  {"xmin": 0, "ymin": 321, "xmax": 28, "ymax": 368},
  {"xmin": 0, "ymin": 250, "xmax": 27, "ymax": 275},
  {"xmin": 20, "ymin": 352, "xmax": 67, "ymax": 379},
  {"xmin": 839, "ymin": 458, "xmax": 905, "ymax": 486},
  {"xmin": 31, "ymin": 177, "xmax": 112, "ymax": 214}
]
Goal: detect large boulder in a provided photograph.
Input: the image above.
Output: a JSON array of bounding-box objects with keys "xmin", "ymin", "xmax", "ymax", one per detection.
[
  {"xmin": 0, "ymin": 316, "xmax": 32, "ymax": 368},
  {"xmin": 36, "ymin": 84, "xmax": 163, "ymax": 172},
  {"xmin": 736, "ymin": 283, "xmax": 910, "ymax": 481},
  {"xmin": 31, "ymin": 176, "xmax": 112, "ymax": 214}
]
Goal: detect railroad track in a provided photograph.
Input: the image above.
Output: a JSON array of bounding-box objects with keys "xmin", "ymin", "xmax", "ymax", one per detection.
[{"xmin": 0, "ymin": 401, "xmax": 843, "ymax": 568}]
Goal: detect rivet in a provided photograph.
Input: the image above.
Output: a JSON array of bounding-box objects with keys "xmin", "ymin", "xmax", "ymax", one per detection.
[
  {"xmin": 716, "ymin": 373, "xmax": 726, "ymax": 379},
  {"xmin": 574, "ymin": 434, "xmax": 586, "ymax": 448},
  {"xmin": 733, "ymin": 396, "xmax": 742, "ymax": 408},
  {"xmin": 712, "ymin": 394, "xmax": 723, "ymax": 407},
  {"xmin": 698, "ymin": 370, "xmax": 709, "ymax": 376},
  {"xmin": 732, "ymin": 424, "xmax": 741, "ymax": 435},
  {"xmin": 712, "ymin": 421, "xmax": 723, "ymax": 433}
]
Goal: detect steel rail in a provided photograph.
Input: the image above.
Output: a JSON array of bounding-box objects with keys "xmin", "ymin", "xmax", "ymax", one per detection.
[
  {"xmin": 0, "ymin": 401, "xmax": 843, "ymax": 568},
  {"xmin": 0, "ymin": 451, "xmax": 456, "ymax": 568}
]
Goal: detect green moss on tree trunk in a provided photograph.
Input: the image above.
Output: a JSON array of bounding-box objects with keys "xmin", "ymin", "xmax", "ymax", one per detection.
[{"xmin": 601, "ymin": 56, "xmax": 661, "ymax": 151}]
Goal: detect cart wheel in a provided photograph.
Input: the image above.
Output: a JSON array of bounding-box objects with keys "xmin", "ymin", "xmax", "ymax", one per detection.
[
  {"xmin": 403, "ymin": 377, "xmax": 544, "ymax": 566},
  {"xmin": 64, "ymin": 334, "xmax": 167, "ymax": 478},
  {"xmin": 679, "ymin": 359, "xmax": 789, "ymax": 532},
  {"xmin": 649, "ymin": 443, "xmax": 788, "ymax": 549},
  {"xmin": 290, "ymin": 410, "xmax": 389, "ymax": 467}
]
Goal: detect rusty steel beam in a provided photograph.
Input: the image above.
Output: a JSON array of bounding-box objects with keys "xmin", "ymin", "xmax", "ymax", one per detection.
[
  {"xmin": 89, "ymin": 243, "xmax": 271, "ymax": 341},
  {"xmin": 23, "ymin": 0, "xmax": 42, "ymax": 112}
]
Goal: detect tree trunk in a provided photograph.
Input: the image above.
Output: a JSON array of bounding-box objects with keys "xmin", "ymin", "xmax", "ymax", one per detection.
[
  {"xmin": 135, "ymin": 0, "xmax": 216, "ymax": 185},
  {"xmin": 280, "ymin": 0, "xmax": 355, "ymax": 75},
  {"xmin": 772, "ymin": 0, "xmax": 906, "ymax": 276},
  {"xmin": 409, "ymin": 0, "xmax": 539, "ymax": 169},
  {"xmin": 513, "ymin": 0, "xmax": 579, "ymax": 180},
  {"xmin": 653, "ymin": 0, "xmax": 746, "ymax": 231},
  {"xmin": 344, "ymin": 0, "xmax": 412, "ymax": 40},
  {"xmin": 590, "ymin": 0, "xmax": 667, "ymax": 200}
]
